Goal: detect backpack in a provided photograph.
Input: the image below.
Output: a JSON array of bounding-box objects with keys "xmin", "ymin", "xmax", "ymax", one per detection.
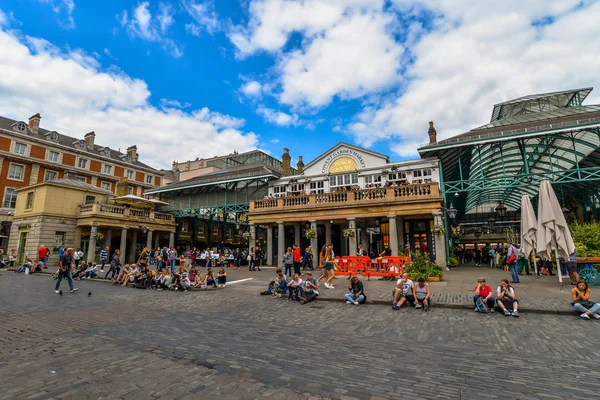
[{"xmin": 475, "ymin": 297, "xmax": 490, "ymax": 314}]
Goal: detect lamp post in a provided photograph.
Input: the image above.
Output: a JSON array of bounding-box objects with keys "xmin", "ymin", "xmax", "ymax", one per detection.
[
  {"xmin": 495, "ymin": 202, "xmax": 507, "ymax": 218},
  {"xmin": 440, "ymin": 203, "xmax": 458, "ymax": 270}
]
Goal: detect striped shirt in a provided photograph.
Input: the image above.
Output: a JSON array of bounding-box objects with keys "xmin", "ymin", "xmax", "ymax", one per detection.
[{"xmin": 100, "ymin": 249, "xmax": 108, "ymax": 261}]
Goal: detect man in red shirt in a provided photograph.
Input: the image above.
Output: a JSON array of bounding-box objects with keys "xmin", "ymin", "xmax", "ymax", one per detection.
[
  {"xmin": 38, "ymin": 245, "xmax": 48, "ymax": 269},
  {"xmin": 293, "ymin": 245, "xmax": 301, "ymax": 276},
  {"xmin": 474, "ymin": 277, "xmax": 495, "ymax": 312}
]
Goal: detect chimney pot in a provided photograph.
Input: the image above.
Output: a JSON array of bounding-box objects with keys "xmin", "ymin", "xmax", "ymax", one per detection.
[
  {"xmin": 84, "ymin": 131, "xmax": 96, "ymax": 148},
  {"xmin": 29, "ymin": 113, "xmax": 41, "ymax": 133},
  {"xmin": 281, "ymin": 148, "xmax": 291, "ymax": 176},
  {"xmin": 297, "ymin": 155, "xmax": 304, "ymax": 174},
  {"xmin": 126, "ymin": 145, "xmax": 139, "ymax": 162}
]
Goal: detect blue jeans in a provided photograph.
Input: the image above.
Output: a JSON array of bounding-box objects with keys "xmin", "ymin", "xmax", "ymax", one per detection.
[
  {"xmin": 345, "ymin": 293, "xmax": 364, "ymax": 304},
  {"xmin": 473, "ymin": 295, "xmax": 496, "ymax": 309},
  {"xmin": 55, "ymin": 270, "xmax": 74, "ymax": 290},
  {"xmin": 101, "ymin": 259, "xmax": 107, "ymax": 270},
  {"xmin": 284, "ymin": 264, "xmax": 292, "ymax": 278},
  {"xmin": 573, "ymin": 302, "xmax": 600, "ymax": 314},
  {"xmin": 170, "ymin": 259, "xmax": 176, "ymax": 273},
  {"xmin": 509, "ymin": 262, "xmax": 519, "ymax": 282},
  {"xmin": 104, "ymin": 265, "xmax": 120, "ymax": 279}
]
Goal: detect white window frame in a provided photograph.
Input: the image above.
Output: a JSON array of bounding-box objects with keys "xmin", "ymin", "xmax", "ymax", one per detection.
[
  {"xmin": 3, "ymin": 187, "xmax": 17, "ymax": 209},
  {"xmin": 127, "ymin": 187, "xmax": 133, "ymax": 195},
  {"xmin": 197, "ymin": 224, "xmax": 205, "ymax": 234},
  {"xmin": 25, "ymin": 192, "xmax": 34, "ymax": 209},
  {"xmin": 44, "ymin": 170, "xmax": 58, "ymax": 181},
  {"xmin": 146, "ymin": 174, "xmax": 153, "ymax": 184},
  {"xmin": 329, "ymin": 173, "xmax": 358, "ymax": 188},
  {"xmin": 126, "ymin": 170, "xmax": 134, "ymax": 180},
  {"xmin": 103, "ymin": 164, "xmax": 112, "ymax": 175},
  {"xmin": 14, "ymin": 142, "xmax": 26, "ymax": 155},
  {"xmin": 77, "ymin": 158, "xmax": 88, "ymax": 169},
  {"xmin": 77, "ymin": 177, "xmax": 87, "ymax": 183},
  {"xmin": 7, "ymin": 163, "xmax": 25, "ymax": 181},
  {"xmin": 101, "ymin": 181, "xmax": 111, "ymax": 191},
  {"xmin": 48, "ymin": 151, "xmax": 59, "ymax": 163}
]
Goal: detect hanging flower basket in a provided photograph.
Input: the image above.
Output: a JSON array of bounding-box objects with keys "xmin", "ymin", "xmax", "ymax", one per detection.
[
  {"xmin": 94, "ymin": 233, "xmax": 104, "ymax": 242},
  {"xmin": 343, "ymin": 228, "xmax": 356, "ymax": 238},
  {"xmin": 432, "ymin": 225, "xmax": 445, "ymax": 235},
  {"xmin": 305, "ymin": 229, "xmax": 316, "ymax": 239}
]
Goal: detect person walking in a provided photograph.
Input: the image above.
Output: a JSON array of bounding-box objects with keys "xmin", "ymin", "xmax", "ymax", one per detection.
[
  {"xmin": 37, "ymin": 245, "xmax": 48, "ymax": 269},
  {"xmin": 324, "ymin": 245, "xmax": 336, "ymax": 289},
  {"xmin": 104, "ymin": 249, "xmax": 122, "ymax": 280},
  {"xmin": 293, "ymin": 245, "xmax": 301, "ymax": 276},
  {"xmin": 55, "ymin": 248, "xmax": 78, "ymax": 294},
  {"xmin": 506, "ymin": 242, "xmax": 519, "ymax": 283},
  {"xmin": 168, "ymin": 247, "xmax": 178, "ymax": 274},
  {"xmin": 100, "ymin": 246, "xmax": 109, "ymax": 272}
]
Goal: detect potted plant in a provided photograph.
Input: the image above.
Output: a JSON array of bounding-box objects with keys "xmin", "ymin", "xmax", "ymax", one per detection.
[
  {"xmin": 93, "ymin": 233, "xmax": 104, "ymax": 242},
  {"xmin": 432, "ymin": 225, "xmax": 445, "ymax": 235},
  {"xmin": 305, "ymin": 229, "xmax": 317, "ymax": 239},
  {"xmin": 343, "ymin": 228, "xmax": 356, "ymax": 238}
]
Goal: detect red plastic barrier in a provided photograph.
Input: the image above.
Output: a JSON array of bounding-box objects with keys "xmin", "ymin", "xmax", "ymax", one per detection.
[
  {"xmin": 362, "ymin": 256, "xmax": 410, "ymax": 280},
  {"xmin": 337, "ymin": 256, "xmax": 371, "ymax": 276}
]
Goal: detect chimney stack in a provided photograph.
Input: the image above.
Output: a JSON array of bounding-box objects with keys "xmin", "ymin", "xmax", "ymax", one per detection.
[
  {"xmin": 297, "ymin": 156, "xmax": 304, "ymax": 175},
  {"xmin": 126, "ymin": 145, "xmax": 139, "ymax": 162},
  {"xmin": 84, "ymin": 131, "xmax": 96, "ymax": 149},
  {"xmin": 281, "ymin": 148, "xmax": 291, "ymax": 176},
  {"xmin": 428, "ymin": 121, "xmax": 437, "ymax": 145},
  {"xmin": 29, "ymin": 113, "xmax": 41, "ymax": 133}
]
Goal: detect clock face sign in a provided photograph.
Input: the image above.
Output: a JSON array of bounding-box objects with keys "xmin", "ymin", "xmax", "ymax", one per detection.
[{"xmin": 328, "ymin": 157, "xmax": 358, "ymax": 174}]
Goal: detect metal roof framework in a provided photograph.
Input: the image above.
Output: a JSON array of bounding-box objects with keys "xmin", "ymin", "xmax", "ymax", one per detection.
[{"xmin": 419, "ymin": 88, "xmax": 600, "ymax": 221}]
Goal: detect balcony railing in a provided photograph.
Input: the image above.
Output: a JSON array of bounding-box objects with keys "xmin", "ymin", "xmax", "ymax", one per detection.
[
  {"xmin": 78, "ymin": 203, "xmax": 173, "ymax": 223},
  {"xmin": 250, "ymin": 183, "xmax": 440, "ymax": 212}
]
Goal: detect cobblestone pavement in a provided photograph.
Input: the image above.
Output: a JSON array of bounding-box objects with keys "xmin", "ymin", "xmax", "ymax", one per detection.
[{"xmin": 2, "ymin": 272, "xmax": 600, "ymax": 400}]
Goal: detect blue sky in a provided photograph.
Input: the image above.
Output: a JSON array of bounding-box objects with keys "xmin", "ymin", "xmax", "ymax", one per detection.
[{"xmin": 0, "ymin": 1, "xmax": 598, "ymax": 170}]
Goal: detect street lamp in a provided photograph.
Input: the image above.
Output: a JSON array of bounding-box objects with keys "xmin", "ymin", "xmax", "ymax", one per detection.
[
  {"xmin": 446, "ymin": 204, "xmax": 457, "ymax": 219},
  {"xmin": 474, "ymin": 227, "xmax": 483, "ymax": 238},
  {"xmin": 495, "ymin": 202, "xmax": 507, "ymax": 218}
]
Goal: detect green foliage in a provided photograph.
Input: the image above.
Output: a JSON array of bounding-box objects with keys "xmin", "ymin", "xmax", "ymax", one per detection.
[
  {"xmin": 406, "ymin": 251, "xmax": 444, "ymax": 280},
  {"xmin": 570, "ymin": 222, "xmax": 600, "ymax": 257},
  {"xmin": 449, "ymin": 256, "xmax": 459, "ymax": 268}
]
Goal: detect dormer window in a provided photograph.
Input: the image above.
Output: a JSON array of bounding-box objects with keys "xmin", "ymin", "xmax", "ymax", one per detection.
[
  {"xmin": 100, "ymin": 147, "xmax": 111, "ymax": 157},
  {"xmin": 45, "ymin": 131, "xmax": 59, "ymax": 142},
  {"xmin": 11, "ymin": 122, "xmax": 27, "ymax": 133},
  {"xmin": 73, "ymin": 139, "xmax": 86, "ymax": 149}
]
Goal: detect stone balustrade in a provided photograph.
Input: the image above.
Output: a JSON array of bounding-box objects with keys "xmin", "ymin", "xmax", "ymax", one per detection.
[{"xmin": 78, "ymin": 203, "xmax": 173, "ymax": 223}]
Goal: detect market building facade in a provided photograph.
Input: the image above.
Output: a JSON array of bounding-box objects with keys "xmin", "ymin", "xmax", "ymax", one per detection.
[{"xmin": 248, "ymin": 142, "xmax": 446, "ymax": 266}]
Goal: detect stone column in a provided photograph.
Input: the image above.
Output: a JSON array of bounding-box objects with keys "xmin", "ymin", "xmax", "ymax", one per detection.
[
  {"xmin": 397, "ymin": 218, "xmax": 404, "ymax": 253},
  {"xmin": 267, "ymin": 225, "xmax": 274, "ymax": 265},
  {"xmin": 129, "ymin": 229, "xmax": 138, "ymax": 263},
  {"xmin": 294, "ymin": 225, "xmax": 301, "ymax": 246},
  {"xmin": 347, "ymin": 218, "xmax": 357, "ymax": 256},
  {"xmin": 325, "ymin": 222, "xmax": 332, "ymax": 246},
  {"xmin": 433, "ymin": 212, "xmax": 447, "ymax": 268},
  {"xmin": 169, "ymin": 231, "xmax": 175, "ymax": 248},
  {"xmin": 87, "ymin": 225, "xmax": 97, "ymax": 263},
  {"xmin": 74, "ymin": 227, "xmax": 82, "ymax": 250},
  {"xmin": 360, "ymin": 224, "xmax": 369, "ymax": 256},
  {"xmin": 105, "ymin": 229, "xmax": 112, "ymax": 252},
  {"xmin": 309, "ymin": 220, "xmax": 318, "ymax": 256},
  {"xmin": 388, "ymin": 215, "xmax": 398, "ymax": 256},
  {"xmin": 119, "ymin": 227, "xmax": 128, "ymax": 262},
  {"xmin": 146, "ymin": 230, "xmax": 153, "ymax": 250},
  {"xmin": 154, "ymin": 231, "xmax": 160, "ymax": 249},
  {"xmin": 249, "ymin": 223, "xmax": 256, "ymax": 250},
  {"xmin": 277, "ymin": 221, "xmax": 285, "ymax": 264}
]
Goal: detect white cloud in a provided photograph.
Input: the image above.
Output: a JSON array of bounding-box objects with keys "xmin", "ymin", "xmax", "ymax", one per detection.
[
  {"xmin": 0, "ymin": 9, "xmax": 9, "ymax": 26},
  {"xmin": 117, "ymin": 2, "xmax": 183, "ymax": 58},
  {"xmin": 39, "ymin": 0, "xmax": 75, "ymax": 29},
  {"xmin": 269, "ymin": 138, "xmax": 280, "ymax": 144},
  {"xmin": 0, "ymin": 27, "xmax": 258, "ymax": 169},
  {"xmin": 256, "ymin": 106, "xmax": 298, "ymax": 126},
  {"xmin": 278, "ymin": 10, "xmax": 403, "ymax": 107},
  {"xmin": 349, "ymin": 0, "xmax": 600, "ymax": 155},
  {"xmin": 185, "ymin": 23, "xmax": 201, "ymax": 37},
  {"xmin": 241, "ymin": 80, "xmax": 262, "ymax": 97},
  {"xmin": 182, "ymin": 0, "xmax": 220, "ymax": 34},
  {"xmin": 160, "ymin": 98, "xmax": 192, "ymax": 110}
]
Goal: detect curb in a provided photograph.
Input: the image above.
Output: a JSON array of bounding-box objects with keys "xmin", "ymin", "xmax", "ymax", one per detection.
[{"xmin": 21, "ymin": 270, "xmax": 577, "ymax": 316}]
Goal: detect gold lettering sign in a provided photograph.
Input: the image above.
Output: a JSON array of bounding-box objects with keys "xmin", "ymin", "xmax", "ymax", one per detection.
[{"xmin": 328, "ymin": 157, "xmax": 358, "ymax": 173}]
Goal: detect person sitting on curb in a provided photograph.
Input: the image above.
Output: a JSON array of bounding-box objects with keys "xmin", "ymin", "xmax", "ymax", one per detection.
[
  {"xmin": 203, "ymin": 268, "xmax": 217, "ymax": 288},
  {"xmin": 179, "ymin": 272, "xmax": 192, "ymax": 291},
  {"xmin": 217, "ymin": 268, "xmax": 227, "ymax": 288},
  {"xmin": 571, "ymin": 281, "xmax": 600, "ymax": 320},
  {"xmin": 345, "ymin": 276, "xmax": 366, "ymax": 305},
  {"xmin": 392, "ymin": 273, "xmax": 415, "ymax": 310},
  {"xmin": 474, "ymin": 277, "xmax": 495, "ymax": 313},
  {"xmin": 121, "ymin": 264, "xmax": 139, "ymax": 287},
  {"xmin": 496, "ymin": 279, "xmax": 519, "ymax": 317},
  {"xmin": 414, "ymin": 277, "xmax": 431, "ymax": 311},
  {"xmin": 260, "ymin": 268, "xmax": 288, "ymax": 297},
  {"xmin": 84, "ymin": 263, "xmax": 98, "ymax": 279},
  {"xmin": 72, "ymin": 262, "xmax": 88, "ymax": 280},
  {"xmin": 300, "ymin": 271, "xmax": 319, "ymax": 304},
  {"xmin": 287, "ymin": 273, "xmax": 304, "ymax": 301}
]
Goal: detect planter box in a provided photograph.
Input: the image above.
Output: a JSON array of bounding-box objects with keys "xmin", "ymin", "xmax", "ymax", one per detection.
[
  {"xmin": 427, "ymin": 276, "xmax": 441, "ymax": 282},
  {"xmin": 576, "ymin": 257, "xmax": 600, "ymax": 263}
]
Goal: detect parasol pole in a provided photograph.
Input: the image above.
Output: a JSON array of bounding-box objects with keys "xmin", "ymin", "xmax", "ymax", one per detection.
[
  {"xmin": 553, "ymin": 237, "xmax": 563, "ymax": 291},
  {"xmin": 531, "ymin": 250, "xmax": 538, "ymax": 279}
]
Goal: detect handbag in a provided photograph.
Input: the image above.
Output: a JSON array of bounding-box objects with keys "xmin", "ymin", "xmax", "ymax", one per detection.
[{"xmin": 321, "ymin": 258, "xmax": 327, "ymax": 268}]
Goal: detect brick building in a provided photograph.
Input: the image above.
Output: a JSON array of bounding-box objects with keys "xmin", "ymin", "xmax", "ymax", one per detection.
[{"xmin": 0, "ymin": 113, "xmax": 165, "ymax": 248}]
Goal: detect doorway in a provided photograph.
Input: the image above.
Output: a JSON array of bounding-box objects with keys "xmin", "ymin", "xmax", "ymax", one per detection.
[{"xmin": 18, "ymin": 231, "xmax": 27, "ymax": 264}]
